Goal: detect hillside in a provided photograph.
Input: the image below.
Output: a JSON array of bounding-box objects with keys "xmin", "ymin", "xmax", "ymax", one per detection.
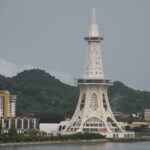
[
  {"xmin": 0, "ymin": 69, "xmax": 150, "ymax": 117},
  {"xmin": 0, "ymin": 69, "xmax": 79, "ymax": 116},
  {"xmin": 109, "ymin": 81, "xmax": 150, "ymax": 114}
]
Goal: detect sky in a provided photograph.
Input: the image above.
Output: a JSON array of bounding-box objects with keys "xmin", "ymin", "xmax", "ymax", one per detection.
[{"xmin": 0, "ymin": 0, "xmax": 150, "ymax": 91}]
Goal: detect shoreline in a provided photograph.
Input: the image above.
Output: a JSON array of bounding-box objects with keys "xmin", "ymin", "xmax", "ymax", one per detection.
[
  {"xmin": 1, "ymin": 137, "xmax": 150, "ymax": 147},
  {"xmin": 0, "ymin": 139, "xmax": 109, "ymax": 147}
]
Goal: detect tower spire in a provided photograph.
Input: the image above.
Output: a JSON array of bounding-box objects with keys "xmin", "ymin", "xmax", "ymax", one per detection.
[
  {"xmin": 84, "ymin": 8, "xmax": 104, "ymax": 79},
  {"xmin": 92, "ymin": 8, "xmax": 96, "ymax": 24},
  {"xmin": 89, "ymin": 8, "xmax": 99, "ymax": 37}
]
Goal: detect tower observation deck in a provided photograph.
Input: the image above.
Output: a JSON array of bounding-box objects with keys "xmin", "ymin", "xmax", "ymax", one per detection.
[{"xmin": 76, "ymin": 8, "xmax": 112, "ymax": 85}]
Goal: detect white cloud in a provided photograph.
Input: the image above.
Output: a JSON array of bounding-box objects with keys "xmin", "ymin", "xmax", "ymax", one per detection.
[
  {"xmin": 0, "ymin": 58, "xmax": 19, "ymax": 77},
  {"xmin": 0, "ymin": 58, "xmax": 74, "ymax": 85},
  {"xmin": 0, "ymin": 58, "xmax": 36, "ymax": 77},
  {"xmin": 50, "ymin": 70, "xmax": 74, "ymax": 86}
]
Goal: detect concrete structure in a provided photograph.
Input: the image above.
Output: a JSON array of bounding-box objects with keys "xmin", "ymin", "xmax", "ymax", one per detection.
[
  {"xmin": 144, "ymin": 109, "xmax": 150, "ymax": 121},
  {"xmin": 0, "ymin": 117, "xmax": 39, "ymax": 133},
  {"xmin": 0, "ymin": 91, "xmax": 16, "ymax": 117},
  {"xmin": 40, "ymin": 123, "xmax": 60, "ymax": 134},
  {"xmin": 61, "ymin": 9, "xmax": 134, "ymax": 138},
  {"xmin": 40, "ymin": 121, "xmax": 69, "ymax": 134}
]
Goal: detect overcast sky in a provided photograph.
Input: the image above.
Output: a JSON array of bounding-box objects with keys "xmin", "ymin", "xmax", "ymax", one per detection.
[{"xmin": 0, "ymin": 0, "xmax": 150, "ymax": 91}]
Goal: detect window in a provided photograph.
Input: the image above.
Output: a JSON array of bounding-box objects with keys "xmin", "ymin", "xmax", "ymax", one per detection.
[
  {"xmin": 90, "ymin": 93, "xmax": 98, "ymax": 111},
  {"xmin": 23, "ymin": 119, "xmax": 28, "ymax": 129},
  {"xmin": 17, "ymin": 119, "xmax": 22, "ymax": 129},
  {"xmin": 102, "ymin": 94, "xmax": 107, "ymax": 111},
  {"xmin": 80, "ymin": 94, "xmax": 86, "ymax": 110}
]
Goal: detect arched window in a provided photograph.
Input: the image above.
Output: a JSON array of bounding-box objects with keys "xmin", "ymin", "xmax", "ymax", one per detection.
[
  {"xmin": 80, "ymin": 94, "xmax": 86, "ymax": 110},
  {"xmin": 58, "ymin": 125, "xmax": 62, "ymax": 131},
  {"xmin": 83, "ymin": 117, "xmax": 105, "ymax": 128},
  {"xmin": 102, "ymin": 93, "xmax": 107, "ymax": 111},
  {"xmin": 90, "ymin": 93, "xmax": 98, "ymax": 111}
]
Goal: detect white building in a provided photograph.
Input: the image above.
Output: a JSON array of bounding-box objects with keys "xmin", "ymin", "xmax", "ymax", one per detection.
[
  {"xmin": 40, "ymin": 123, "xmax": 59, "ymax": 133},
  {"xmin": 144, "ymin": 109, "xmax": 150, "ymax": 121},
  {"xmin": 40, "ymin": 121, "xmax": 69, "ymax": 135},
  {"xmin": 59, "ymin": 9, "xmax": 134, "ymax": 138}
]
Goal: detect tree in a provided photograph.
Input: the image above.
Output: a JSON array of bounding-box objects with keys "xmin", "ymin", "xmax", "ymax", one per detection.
[
  {"xmin": 8, "ymin": 128, "xmax": 17, "ymax": 136},
  {"xmin": 125, "ymin": 125, "xmax": 131, "ymax": 131},
  {"xmin": 0, "ymin": 123, "xmax": 2, "ymax": 135},
  {"xmin": 38, "ymin": 111, "xmax": 65, "ymax": 123}
]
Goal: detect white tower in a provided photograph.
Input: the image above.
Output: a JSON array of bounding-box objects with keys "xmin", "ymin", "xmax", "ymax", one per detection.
[{"xmin": 63, "ymin": 9, "xmax": 124, "ymax": 136}]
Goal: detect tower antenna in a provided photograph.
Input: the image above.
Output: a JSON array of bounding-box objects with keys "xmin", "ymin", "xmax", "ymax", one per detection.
[{"xmin": 92, "ymin": 8, "xmax": 96, "ymax": 24}]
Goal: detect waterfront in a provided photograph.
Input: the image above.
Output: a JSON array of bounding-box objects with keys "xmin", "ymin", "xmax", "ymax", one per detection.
[{"xmin": 1, "ymin": 142, "xmax": 150, "ymax": 150}]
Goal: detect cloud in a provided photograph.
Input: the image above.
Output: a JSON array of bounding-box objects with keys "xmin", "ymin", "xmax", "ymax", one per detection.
[
  {"xmin": 50, "ymin": 70, "xmax": 74, "ymax": 86},
  {"xmin": 0, "ymin": 58, "xmax": 18, "ymax": 77},
  {"xmin": 0, "ymin": 58, "xmax": 74, "ymax": 85},
  {"xmin": 0, "ymin": 58, "xmax": 36, "ymax": 77}
]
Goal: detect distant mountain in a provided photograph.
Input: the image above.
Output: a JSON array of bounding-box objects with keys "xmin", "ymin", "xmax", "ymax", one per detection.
[
  {"xmin": 108, "ymin": 81, "xmax": 150, "ymax": 114},
  {"xmin": 0, "ymin": 69, "xmax": 150, "ymax": 117},
  {"xmin": 0, "ymin": 69, "xmax": 79, "ymax": 116}
]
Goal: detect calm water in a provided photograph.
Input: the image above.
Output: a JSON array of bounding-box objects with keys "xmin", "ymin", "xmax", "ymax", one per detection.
[{"xmin": 0, "ymin": 142, "xmax": 150, "ymax": 150}]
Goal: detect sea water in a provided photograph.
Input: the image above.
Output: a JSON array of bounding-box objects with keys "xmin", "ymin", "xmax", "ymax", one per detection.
[{"xmin": 0, "ymin": 142, "xmax": 150, "ymax": 150}]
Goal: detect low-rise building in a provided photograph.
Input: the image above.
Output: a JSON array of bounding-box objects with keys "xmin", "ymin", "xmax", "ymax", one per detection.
[
  {"xmin": 113, "ymin": 112, "xmax": 124, "ymax": 117},
  {"xmin": 144, "ymin": 109, "xmax": 150, "ymax": 121},
  {"xmin": 129, "ymin": 122, "xmax": 148, "ymax": 128},
  {"xmin": 0, "ymin": 117, "xmax": 39, "ymax": 133},
  {"xmin": 40, "ymin": 120, "xmax": 69, "ymax": 134}
]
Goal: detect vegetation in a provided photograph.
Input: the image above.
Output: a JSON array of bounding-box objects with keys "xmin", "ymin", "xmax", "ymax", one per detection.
[
  {"xmin": 38, "ymin": 111, "xmax": 65, "ymax": 123},
  {"xmin": 108, "ymin": 81, "xmax": 150, "ymax": 115},
  {"xmin": 125, "ymin": 125, "xmax": 150, "ymax": 133},
  {"xmin": 0, "ymin": 69, "xmax": 150, "ymax": 120},
  {"xmin": 109, "ymin": 137, "xmax": 150, "ymax": 142},
  {"xmin": 0, "ymin": 132, "xmax": 105, "ymax": 143},
  {"xmin": 0, "ymin": 69, "xmax": 79, "ymax": 119},
  {"xmin": 115, "ymin": 115, "xmax": 144, "ymax": 123},
  {"xmin": 8, "ymin": 128, "xmax": 18, "ymax": 136}
]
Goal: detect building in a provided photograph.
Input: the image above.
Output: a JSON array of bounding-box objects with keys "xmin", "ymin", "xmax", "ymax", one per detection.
[
  {"xmin": 40, "ymin": 120, "xmax": 69, "ymax": 135},
  {"xmin": 60, "ymin": 9, "xmax": 134, "ymax": 138},
  {"xmin": 129, "ymin": 122, "xmax": 149, "ymax": 128},
  {"xmin": 0, "ymin": 117, "xmax": 39, "ymax": 133},
  {"xmin": 113, "ymin": 112, "xmax": 124, "ymax": 118},
  {"xmin": 0, "ymin": 91, "xmax": 40, "ymax": 133},
  {"xmin": 0, "ymin": 91, "xmax": 16, "ymax": 117},
  {"xmin": 117, "ymin": 122, "xmax": 128, "ymax": 128},
  {"xmin": 40, "ymin": 123, "xmax": 60, "ymax": 134},
  {"xmin": 144, "ymin": 109, "xmax": 150, "ymax": 121}
]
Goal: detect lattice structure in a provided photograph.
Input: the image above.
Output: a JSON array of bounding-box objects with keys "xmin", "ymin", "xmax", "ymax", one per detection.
[{"xmin": 63, "ymin": 8, "xmax": 123, "ymax": 134}]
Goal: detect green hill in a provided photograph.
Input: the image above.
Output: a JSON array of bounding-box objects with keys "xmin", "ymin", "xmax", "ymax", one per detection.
[{"xmin": 0, "ymin": 69, "xmax": 150, "ymax": 117}]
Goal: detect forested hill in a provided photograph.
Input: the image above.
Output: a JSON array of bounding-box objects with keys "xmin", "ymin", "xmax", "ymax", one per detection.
[{"xmin": 0, "ymin": 69, "xmax": 150, "ymax": 116}]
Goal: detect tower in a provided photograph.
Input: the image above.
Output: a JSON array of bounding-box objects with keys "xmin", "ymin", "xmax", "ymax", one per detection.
[{"xmin": 63, "ymin": 8, "xmax": 124, "ymax": 135}]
